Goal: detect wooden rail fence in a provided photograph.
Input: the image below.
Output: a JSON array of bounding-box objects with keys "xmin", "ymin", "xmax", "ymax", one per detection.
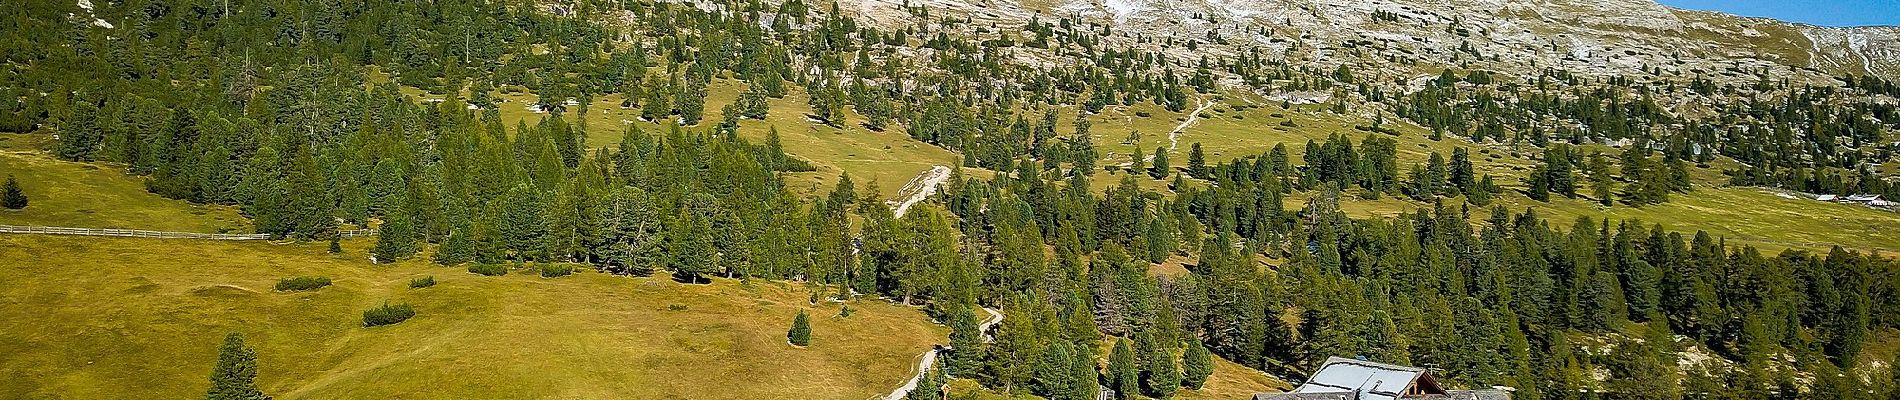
[{"xmin": 0, "ymin": 225, "xmax": 376, "ymax": 240}]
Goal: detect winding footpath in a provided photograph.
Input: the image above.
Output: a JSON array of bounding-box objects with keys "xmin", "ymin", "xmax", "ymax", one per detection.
[
  {"xmin": 883, "ymin": 307, "xmax": 1003, "ymax": 400},
  {"xmin": 891, "ymin": 165, "xmax": 953, "ymax": 219},
  {"xmin": 1142, "ymin": 97, "xmax": 1214, "ymax": 163}
]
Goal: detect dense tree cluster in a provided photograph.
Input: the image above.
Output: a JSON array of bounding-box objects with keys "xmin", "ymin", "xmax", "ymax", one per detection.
[
  {"xmin": 1395, "ymin": 68, "xmax": 1898, "ymax": 202},
  {"xmin": 7, "ymin": 0, "xmax": 1900, "ymax": 398}
]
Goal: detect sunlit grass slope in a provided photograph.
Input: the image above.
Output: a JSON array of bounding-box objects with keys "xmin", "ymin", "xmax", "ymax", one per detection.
[
  {"xmin": 0, "ymin": 149, "xmax": 249, "ymax": 233},
  {"xmin": 0, "ymin": 235, "xmax": 945, "ymax": 399}
]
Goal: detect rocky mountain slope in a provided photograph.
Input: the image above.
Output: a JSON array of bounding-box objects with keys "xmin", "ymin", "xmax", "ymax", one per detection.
[{"xmin": 843, "ymin": 0, "xmax": 1900, "ymax": 84}]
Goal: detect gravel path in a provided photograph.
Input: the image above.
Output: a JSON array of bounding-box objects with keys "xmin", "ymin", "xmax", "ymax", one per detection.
[{"xmin": 881, "ymin": 307, "xmax": 1002, "ymax": 400}]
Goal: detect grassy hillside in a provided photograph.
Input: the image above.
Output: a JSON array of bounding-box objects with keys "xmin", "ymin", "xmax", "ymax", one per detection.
[
  {"xmin": 392, "ymin": 74, "xmax": 968, "ymax": 200},
  {"xmin": 1073, "ymin": 92, "xmax": 1900, "ymax": 255},
  {"xmin": 0, "ymin": 149, "xmax": 249, "ymax": 233},
  {"xmin": 384, "ymin": 72, "xmax": 1900, "ymax": 256},
  {"xmin": 0, "ymin": 235, "xmax": 945, "ymax": 399}
]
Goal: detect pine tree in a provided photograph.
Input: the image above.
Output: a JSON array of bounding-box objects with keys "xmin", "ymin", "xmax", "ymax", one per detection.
[
  {"xmin": 370, "ymin": 203, "xmax": 419, "ymax": 263},
  {"xmin": 1068, "ymin": 344, "xmax": 1100, "ymax": 400},
  {"xmin": 1035, "ymin": 342, "xmax": 1077, "ymax": 397},
  {"xmin": 947, "ymin": 305, "xmax": 983, "ymax": 376},
  {"xmin": 1182, "ymin": 339, "xmax": 1213, "ymax": 390},
  {"xmin": 1, "ymin": 175, "xmax": 26, "ymax": 209},
  {"xmin": 499, "ymin": 184, "xmax": 546, "ymax": 262},
  {"xmin": 1449, "ymin": 147, "xmax": 1474, "ymax": 193},
  {"xmin": 434, "ymin": 227, "xmax": 476, "ymax": 265},
  {"xmin": 1109, "ymin": 338, "xmax": 1138, "ymax": 399},
  {"xmin": 1186, "ymin": 142, "xmax": 1206, "ymax": 179},
  {"xmin": 1130, "ymin": 147, "xmax": 1146, "ymax": 174},
  {"xmin": 908, "ymin": 362, "xmax": 944, "ymax": 400},
  {"xmin": 204, "ymin": 333, "xmax": 269, "ymax": 400},
  {"xmin": 788, "ymin": 310, "xmax": 812, "ymax": 346},
  {"xmin": 1525, "ymin": 165, "xmax": 1551, "ymax": 202},
  {"xmin": 1587, "ymin": 152, "xmax": 1615, "ymax": 206},
  {"xmin": 1142, "ymin": 336, "xmax": 1180, "ymax": 397},
  {"xmin": 1150, "ymin": 147, "xmax": 1170, "ymax": 179},
  {"xmin": 677, "ymin": 77, "xmax": 707, "ymax": 125},
  {"xmin": 1071, "ymin": 117, "xmax": 1098, "ymax": 174}
]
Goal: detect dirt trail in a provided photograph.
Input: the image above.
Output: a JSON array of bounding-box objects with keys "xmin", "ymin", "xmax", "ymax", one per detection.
[
  {"xmin": 882, "ymin": 307, "xmax": 1002, "ymax": 400},
  {"xmin": 1142, "ymin": 97, "xmax": 1213, "ymax": 163},
  {"xmin": 891, "ymin": 165, "xmax": 952, "ymax": 218}
]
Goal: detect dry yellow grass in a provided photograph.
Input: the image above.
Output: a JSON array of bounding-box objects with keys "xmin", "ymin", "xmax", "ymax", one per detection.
[
  {"xmin": 0, "ymin": 150, "xmax": 249, "ymax": 233},
  {"xmin": 0, "ymin": 234, "xmax": 946, "ymax": 399}
]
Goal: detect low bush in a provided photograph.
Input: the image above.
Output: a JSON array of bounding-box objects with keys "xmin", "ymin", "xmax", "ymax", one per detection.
[
  {"xmin": 540, "ymin": 264, "xmax": 574, "ymax": 278},
  {"xmin": 409, "ymin": 276, "xmax": 436, "ymax": 288},
  {"xmin": 362, "ymin": 303, "xmax": 416, "ymax": 327},
  {"xmin": 274, "ymin": 276, "xmax": 332, "ymax": 291},
  {"xmin": 468, "ymin": 263, "xmax": 508, "ymax": 276}
]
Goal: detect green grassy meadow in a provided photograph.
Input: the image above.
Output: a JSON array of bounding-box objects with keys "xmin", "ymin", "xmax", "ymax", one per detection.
[
  {"xmin": 0, "ymin": 149, "xmax": 249, "ymax": 233},
  {"xmin": 0, "ymin": 234, "xmax": 946, "ymax": 399}
]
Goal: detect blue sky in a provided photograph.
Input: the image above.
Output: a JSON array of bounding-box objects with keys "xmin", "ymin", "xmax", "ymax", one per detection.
[{"xmin": 1657, "ymin": 0, "xmax": 1900, "ymax": 27}]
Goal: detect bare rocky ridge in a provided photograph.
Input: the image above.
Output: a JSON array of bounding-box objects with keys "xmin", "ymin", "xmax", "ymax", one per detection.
[{"xmin": 837, "ymin": 0, "xmax": 1900, "ymax": 84}]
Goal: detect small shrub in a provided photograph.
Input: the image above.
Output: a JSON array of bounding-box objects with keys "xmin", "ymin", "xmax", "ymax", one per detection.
[
  {"xmin": 408, "ymin": 276, "xmax": 436, "ymax": 288},
  {"xmin": 1134, "ymin": 111, "xmax": 1153, "ymax": 117},
  {"xmin": 540, "ymin": 264, "xmax": 574, "ymax": 278},
  {"xmin": 468, "ymin": 263, "xmax": 508, "ymax": 276},
  {"xmin": 2, "ymin": 175, "xmax": 26, "ymax": 210},
  {"xmin": 362, "ymin": 303, "xmax": 416, "ymax": 327},
  {"xmin": 787, "ymin": 310, "xmax": 812, "ymax": 346},
  {"xmin": 667, "ymin": 304, "xmax": 689, "ymax": 311},
  {"xmin": 274, "ymin": 276, "xmax": 332, "ymax": 291}
]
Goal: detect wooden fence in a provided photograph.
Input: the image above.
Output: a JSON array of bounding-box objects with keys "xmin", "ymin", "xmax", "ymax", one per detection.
[{"xmin": 0, "ymin": 225, "xmax": 377, "ymax": 240}]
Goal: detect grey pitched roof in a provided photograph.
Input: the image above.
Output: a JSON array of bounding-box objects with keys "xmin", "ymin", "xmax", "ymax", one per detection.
[
  {"xmin": 1292, "ymin": 357, "xmax": 1435, "ymax": 400},
  {"xmin": 1253, "ymin": 393, "xmax": 1354, "ymax": 400},
  {"xmin": 1255, "ymin": 390, "xmax": 1511, "ymax": 400},
  {"xmin": 1410, "ymin": 390, "xmax": 1512, "ymax": 400},
  {"xmin": 1253, "ymin": 358, "xmax": 1511, "ymax": 400}
]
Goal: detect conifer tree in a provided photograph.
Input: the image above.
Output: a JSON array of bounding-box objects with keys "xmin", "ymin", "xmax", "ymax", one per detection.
[
  {"xmin": 371, "ymin": 202, "xmax": 419, "ymax": 263},
  {"xmin": 58, "ymin": 99, "xmax": 103, "ymax": 161},
  {"xmin": 204, "ymin": 333, "xmax": 268, "ymax": 400},
  {"xmin": 1035, "ymin": 342, "xmax": 1076, "ymax": 397},
  {"xmin": 1150, "ymin": 147, "xmax": 1170, "ymax": 179},
  {"xmin": 1071, "ymin": 117, "xmax": 1098, "ymax": 175},
  {"xmin": 1449, "ymin": 147, "xmax": 1474, "ymax": 193},
  {"xmin": 1526, "ymin": 165, "xmax": 1551, "ymax": 202},
  {"xmin": 677, "ymin": 77, "xmax": 707, "ymax": 125},
  {"xmin": 1186, "ymin": 142, "xmax": 1206, "ymax": 179},
  {"xmin": 435, "ymin": 226, "xmax": 475, "ymax": 265},
  {"xmin": 1130, "ymin": 147, "xmax": 1146, "ymax": 174},
  {"xmin": 788, "ymin": 310, "xmax": 812, "ymax": 346},
  {"xmin": 908, "ymin": 362, "xmax": 944, "ymax": 400},
  {"xmin": 500, "ymin": 184, "xmax": 546, "ymax": 262},
  {"xmin": 1068, "ymin": 344, "xmax": 1100, "ymax": 400},
  {"xmin": 1587, "ymin": 152, "xmax": 1615, "ymax": 206},
  {"xmin": 1, "ymin": 175, "xmax": 26, "ymax": 209},
  {"xmin": 1109, "ymin": 338, "xmax": 1138, "ymax": 399},
  {"xmin": 1141, "ymin": 333, "xmax": 1180, "ymax": 397},
  {"xmin": 1182, "ymin": 339, "xmax": 1213, "ymax": 390},
  {"xmin": 947, "ymin": 305, "xmax": 983, "ymax": 376}
]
